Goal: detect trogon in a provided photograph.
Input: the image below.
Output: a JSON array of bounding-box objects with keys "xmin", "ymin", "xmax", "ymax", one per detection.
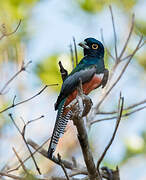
[{"xmin": 48, "ymin": 37, "xmax": 109, "ymax": 158}]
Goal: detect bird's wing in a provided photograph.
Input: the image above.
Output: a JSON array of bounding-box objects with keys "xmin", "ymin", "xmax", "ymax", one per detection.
[
  {"xmin": 101, "ymin": 68, "xmax": 109, "ymax": 88},
  {"xmin": 55, "ymin": 64, "xmax": 97, "ymax": 110}
]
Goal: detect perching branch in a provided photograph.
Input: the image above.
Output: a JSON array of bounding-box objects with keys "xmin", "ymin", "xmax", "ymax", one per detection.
[{"xmin": 71, "ymin": 80, "xmax": 100, "ymax": 180}]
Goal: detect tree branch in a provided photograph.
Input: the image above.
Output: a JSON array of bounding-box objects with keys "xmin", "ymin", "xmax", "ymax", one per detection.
[
  {"xmin": 0, "ymin": 84, "xmax": 57, "ymax": 114},
  {"xmin": 0, "ymin": 19, "xmax": 21, "ymax": 41},
  {"xmin": 57, "ymin": 153, "xmax": 70, "ymax": 180},
  {"xmin": 95, "ymin": 35, "xmax": 143, "ymax": 112},
  {"xmin": 0, "ymin": 61, "xmax": 32, "ymax": 95},
  {"xmin": 118, "ymin": 14, "xmax": 135, "ymax": 60},
  {"xmin": 7, "ymin": 138, "xmax": 50, "ymax": 173},
  {"xmin": 73, "ymin": 37, "xmax": 78, "ymax": 66},
  {"xmin": 91, "ymin": 105, "xmax": 146, "ymax": 125},
  {"xmin": 71, "ymin": 80, "xmax": 100, "ymax": 180},
  {"xmin": 12, "ymin": 147, "xmax": 28, "ymax": 174},
  {"xmin": 69, "ymin": 44, "xmax": 75, "ymax": 69},
  {"xmin": 109, "ymin": 5, "xmax": 118, "ymax": 60},
  {"xmin": 9, "ymin": 114, "xmax": 42, "ymax": 175},
  {"xmin": 0, "ymin": 171, "xmax": 24, "ymax": 180},
  {"xmin": 97, "ymin": 95, "xmax": 124, "ymax": 170},
  {"xmin": 27, "ymin": 139, "xmax": 82, "ymax": 171}
]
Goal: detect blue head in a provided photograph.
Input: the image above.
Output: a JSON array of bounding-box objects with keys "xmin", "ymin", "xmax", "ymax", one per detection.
[{"xmin": 78, "ymin": 38, "xmax": 104, "ymax": 58}]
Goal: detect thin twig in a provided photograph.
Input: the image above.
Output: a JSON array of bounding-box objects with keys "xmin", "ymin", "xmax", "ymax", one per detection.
[
  {"xmin": 73, "ymin": 37, "xmax": 78, "ymax": 66},
  {"xmin": 27, "ymin": 139, "xmax": 79, "ymax": 171},
  {"xmin": 95, "ymin": 36, "xmax": 143, "ymax": 112},
  {"xmin": 0, "ymin": 61, "xmax": 32, "ymax": 95},
  {"xmin": 97, "ymin": 98, "xmax": 146, "ymax": 115},
  {"xmin": 97, "ymin": 95, "xmax": 124, "ymax": 170},
  {"xmin": 9, "ymin": 114, "xmax": 41, "ymax": 175},
  {"xmin": 12, "ymin": 147, "xmax": 28, "ymax": 173},
  {"xmin": 100, "ymin": 28, "xmax": 115, "ymax": 61},
  {"xmin": 70, "ymin": 44, "xmax": 75, "ymax": 69},
  {"xmin": 7, "ymin": 138, "xmax": 50, "ymax": 173},
  {"xmin": 0, "ymin": 19, "xmax": 21, "ymax": 41},
  {"xmin": 58, "ymin": 153, "xmax": 70, "ymax": 180},
  {"xmin": 0, "ymin": 84, "xmax": 58, "ymax": 114},
  {"xmin": 109, "ymin": 5, "xmax": 118, "ymax": 60},
  {"xmin": 118, "ymin": 14, "xmax": 135, "ymax": 60},
  {"xmin": 0, "ymin": 171, "xmax": 24, "ymax": 180},
  {"xmin": 92, "ymin": 105, "xmax": 146, "ymax": 125},
  {"xmin": 22, "ymin": 115, "xmax": 44, "ymax": 136}
]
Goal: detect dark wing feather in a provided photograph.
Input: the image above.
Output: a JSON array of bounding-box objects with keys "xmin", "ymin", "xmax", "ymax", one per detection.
[
  {"xmin": 101, "ymin": 68, "xmax": 109, "ymax": 88},
  {"xmin": 55, "ymin": 65, "xmax": 96, "ymax": 110}
]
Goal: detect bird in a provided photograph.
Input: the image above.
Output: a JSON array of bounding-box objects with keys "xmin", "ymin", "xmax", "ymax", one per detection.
[{"xmin": 48, "ymin": 37, "xmax": 109, "ymax": 159}]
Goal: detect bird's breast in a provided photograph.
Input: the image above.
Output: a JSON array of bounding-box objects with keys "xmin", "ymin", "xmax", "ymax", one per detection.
[{"xmin": 64, "ymin": 73, "xmax": 103, "ymax": 108}]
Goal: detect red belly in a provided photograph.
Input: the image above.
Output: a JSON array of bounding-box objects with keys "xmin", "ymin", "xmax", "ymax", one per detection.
[{"xmin": 64, "ymin": 74, "xmax": 102, "ymax": 107}]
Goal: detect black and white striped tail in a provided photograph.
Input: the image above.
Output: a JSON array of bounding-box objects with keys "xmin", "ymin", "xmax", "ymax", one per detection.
[{"xmin": 48, "ymin": 104, "xmax": 72, "ymax": 158}]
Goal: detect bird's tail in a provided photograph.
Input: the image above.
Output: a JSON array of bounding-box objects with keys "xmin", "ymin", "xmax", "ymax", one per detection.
[{"xmin": 48, "ymin": 98, "xmax": 72, "ymax": 158}]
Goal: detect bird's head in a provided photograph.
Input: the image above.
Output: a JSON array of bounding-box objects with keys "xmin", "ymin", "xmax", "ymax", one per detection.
[{"xmin": 78, "ymin": 38, "xmax": 104, "ymax": 58}]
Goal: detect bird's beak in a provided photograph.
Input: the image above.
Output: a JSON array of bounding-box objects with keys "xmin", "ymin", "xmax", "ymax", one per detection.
[{"xmin": 78, "ymin": 41, "xmax": 90, "ymax": 49}]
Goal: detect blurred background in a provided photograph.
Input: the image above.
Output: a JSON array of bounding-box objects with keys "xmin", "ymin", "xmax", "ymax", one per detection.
[{"xmin": 0, "ymin": 0, "xmax": 146, "ymax": 179}]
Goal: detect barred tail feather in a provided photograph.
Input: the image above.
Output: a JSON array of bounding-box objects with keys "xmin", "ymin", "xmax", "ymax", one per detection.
[{"xmin": 48, "ymin": 99, "xmax": 72, "ymax": 158}]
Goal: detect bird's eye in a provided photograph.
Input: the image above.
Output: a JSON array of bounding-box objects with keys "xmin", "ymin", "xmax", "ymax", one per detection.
[{"xmin": 92, "ymin": 44, "xmax": 98, "ymax": 49}]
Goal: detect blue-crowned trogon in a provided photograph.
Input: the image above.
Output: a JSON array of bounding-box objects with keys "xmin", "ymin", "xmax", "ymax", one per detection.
[{"xmin": 48, "ymin": 37, "xmax": 109, "ymax": 158}]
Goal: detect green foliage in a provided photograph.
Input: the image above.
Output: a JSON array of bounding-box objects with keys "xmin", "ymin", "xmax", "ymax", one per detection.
[
  {"xmin": 0, "ymin": 0, "xmax": 39, "ymax": 20},
  {"xmin": 23, "ymin": 173, "xmax": 38, "ymax": 180},
  {"xmin": 76, "ymin": 0, "xmax": 137, "ymax": 14},
  {"xmin": 115, "ymin": 0, "xmax": 137, "ymax": 11},
  {"xmin": 136, "ymin": 53, "xmax": 146, "ymax": 71},
  {"xmin": 36, "ymin": 51, "xmax": 84, "ymax": 92},
  {"xmin": 104, "ymin": 49, "xmax": 110, "ymax": 69},
  {"xmin": 135, "ymin": 20, "xmax": 146, "ymax": 36},
  {"xmin": 77, "ymin": 0, "xmax": 108, "ymax": 13},
  {"xmin": 122, "ymin": 134, "xmax": 145, "ymax": 163},
  {"xmin": 0, "ymin": 0, "xmax": 40, "ymax": 64},
  {"xmin": 36, "ymin": 55, "xmax": 65, "ymax": 92},
  {"xmin": 0, "ymin": 101, "xmax": 11, "ymax": 130}
]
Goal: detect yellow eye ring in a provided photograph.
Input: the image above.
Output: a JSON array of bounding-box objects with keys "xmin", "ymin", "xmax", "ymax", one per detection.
[{"xmin": 92, "ymin": 44, "xmax": 98, "ymax": 49}]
